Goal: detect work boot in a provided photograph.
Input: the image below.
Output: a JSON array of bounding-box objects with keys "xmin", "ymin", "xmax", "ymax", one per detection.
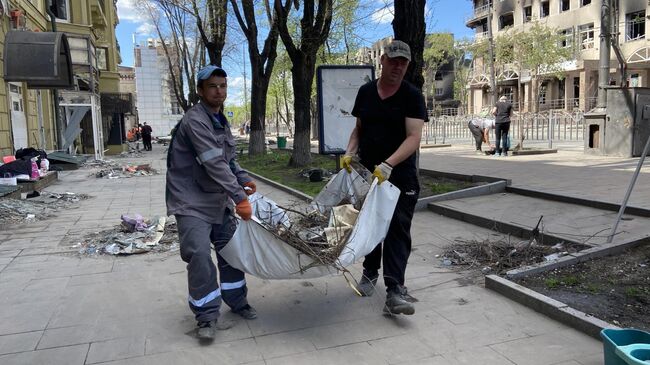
[
  {"xmin": 356, "ymin": 272, "xmax": 378, "ymax": 297},
  {"xmin": 197, "ymin": 320, "xmax": 217, "ymax": 340},
  {"xmin": 383, "ymin": 286, "xmax": 415, "ymax": 315},
  {"xmin": 233, "ymin": 304, "xmax": 257, "ymax": 320}
]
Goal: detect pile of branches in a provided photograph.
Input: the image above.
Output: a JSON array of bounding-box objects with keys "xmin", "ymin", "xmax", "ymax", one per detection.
[
  {"xmin": 258, "ymin": 197, "xmax": 364, "ymax": 269},
  {"xmin": 441, "ymin": 238, "xmax": 582, "ymax": 275}
]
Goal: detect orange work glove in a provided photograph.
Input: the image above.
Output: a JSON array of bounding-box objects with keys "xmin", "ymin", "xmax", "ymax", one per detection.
[
  {"xmin": 236, "ymin": 198, "xmax": 252, "ymax": 221},
  {"xmin": 243, "ymin": 181, "xmax": 256, "ymax": 195}
]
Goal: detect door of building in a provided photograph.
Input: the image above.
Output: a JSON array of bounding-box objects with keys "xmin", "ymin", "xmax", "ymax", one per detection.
[{"xmin": 9, "ymin": 82, "xmax": 28, "ymax": 151}]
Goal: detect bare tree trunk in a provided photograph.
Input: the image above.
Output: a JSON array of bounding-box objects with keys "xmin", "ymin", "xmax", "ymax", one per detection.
[
  {"xmin": 231, "ymin": 0, "xmax": 280, "ymax": 155},
  {"xmin": 275, "ymin": 0, "xmax": 333, "ymax": 167},
  {"xmin": 392, "ymin": 0, "xmax": 426, "ymax": 91},
  {"xmin": 289, "ymin": 56, "xmax": 316, "ymax": 166}
]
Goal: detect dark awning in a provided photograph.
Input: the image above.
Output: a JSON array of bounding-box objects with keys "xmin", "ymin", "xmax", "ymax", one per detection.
[{"xmin": 3, "ymin": 31, "xmax": 73, "ymax": 89}]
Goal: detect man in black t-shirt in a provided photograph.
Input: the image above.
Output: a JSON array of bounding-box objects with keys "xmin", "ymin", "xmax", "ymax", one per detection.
[
  {"xmin": 341, "ymin": 40, "xmax": 426, "ymax": 316},
  {"xmin": 141, "ymin": 122, "xmax": 153, "ymax": 151},
  {"xmin": 491, "ymin": 96, "xmax": 513, "ymax": 156}
]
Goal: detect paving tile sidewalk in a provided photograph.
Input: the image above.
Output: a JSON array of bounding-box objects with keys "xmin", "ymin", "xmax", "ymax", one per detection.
[
  {"xmin": 0, "ymin": 145, "xmax": 603, "ymax": 364},
  {"xmin": 419, "ymin": 143, "xmax": 650, "ymax": 209}
]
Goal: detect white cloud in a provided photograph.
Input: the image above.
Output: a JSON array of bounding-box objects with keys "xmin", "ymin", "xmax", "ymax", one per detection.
[
  {"xmin": 116, "ymin": 0, "xmax": 149, "ymax": 22},
  {"xmin": 372, "ymin": 4, "xmax": 394, "ymax": 24},
  {"xmin": 136, "ymin": 22, "xmax": 156, "ymax": 36},
  {"xmin": 226, "ymin": 76, "xmax": 248, "ymax": 107}
]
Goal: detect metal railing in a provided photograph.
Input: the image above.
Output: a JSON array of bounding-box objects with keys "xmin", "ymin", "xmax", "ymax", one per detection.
[{"xmin": 422, "ymin": 110, "xmax": 585, "ymax": 147}]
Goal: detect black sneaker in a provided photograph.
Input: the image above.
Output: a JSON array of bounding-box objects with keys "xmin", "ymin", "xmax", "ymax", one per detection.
[
  {"xmin": 197, "ymin": 320, "xmax": 217, "ymax": 340},
  {"xmin": 233, "ymin": 304, "xmax": 257, "ymax": 320},
  {"xmin": 383, "ymin": 286, "xmax": 415, "ymax": 315},
  {"xmin": 356, "ymin": 273, "xmax": 378, "ymax": 297}
]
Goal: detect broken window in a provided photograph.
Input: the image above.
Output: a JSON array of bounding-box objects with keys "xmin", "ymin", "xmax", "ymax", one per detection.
[
  {"xmin": 435, "ymin": 72, "xmax": 443, "ymax": 81},
  {"xmin": 540, "ymin": 1, "xmax": 549, "ymax": 18},
  {"xmin": 499, "ymin": 12, "xmax": 514, "ymax": 30},
  {"xmin": 523, "ymin": 6, "xmax": 532, "ymax": 23},
  {"xmin": 626, "ymin": 11, "xmax": 646, "ymax": 41},
  {"xmin": 579, "ymin": 23, "xmax": 595, "ymax": 50},
  {"xmin": 559, "ymin": 28, "xmax": 573, "ymax": 49},
  {"xmin": 581, "ymin": 0, "xmax": 591, "ymax": 6},
  {"xmin": 560, "ymin": 0, "xmax": 570, "ymax": 12}
]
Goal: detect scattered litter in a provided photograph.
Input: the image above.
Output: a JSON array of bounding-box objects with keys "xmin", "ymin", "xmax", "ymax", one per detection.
[
  {"xmin": 0, "ymin": 191, "xmax": 89, "ymax": 226},
  {"xmin": 75, "ymin": 216, "xmax": 178, "ymax": 256},
  {"xmin": 544, "ymin": 252, "xmax": 569, "ymax": 262}
]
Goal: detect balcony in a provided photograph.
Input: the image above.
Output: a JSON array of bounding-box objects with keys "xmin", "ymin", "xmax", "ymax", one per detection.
[
  {"xmin": 466, "ymin": 3, "xmax": 491, "ymax": 27},
  {"xmin": 91, "ymin": 0, "xmax": 107, "ymax": 27}
]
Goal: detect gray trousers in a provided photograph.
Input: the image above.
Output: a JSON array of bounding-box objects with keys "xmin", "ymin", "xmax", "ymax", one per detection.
[{"xmin": 176, "ymin": 212, "xmax": 248, "ymax": 322}]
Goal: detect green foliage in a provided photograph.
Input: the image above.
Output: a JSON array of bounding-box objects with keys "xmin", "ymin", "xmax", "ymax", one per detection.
[
  {"xmin": 499, "ymin": 23, "xmax": 571, "ymax": 78},
  {"xmin": 544, "ymin": 277, "xmax": 560, "ymax": 289},
  {"xmin": 423, "ymin": 33, "xmax": 455, "ymax": 71},
  {"xmin": 238, "ymin": 149, "xmax": 335, "ymax": 196}
]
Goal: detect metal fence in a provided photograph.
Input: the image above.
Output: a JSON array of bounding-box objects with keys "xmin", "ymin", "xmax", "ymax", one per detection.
[{"xmin": 423, "ymin": 110, "xmax": 585, "ymax": 147}]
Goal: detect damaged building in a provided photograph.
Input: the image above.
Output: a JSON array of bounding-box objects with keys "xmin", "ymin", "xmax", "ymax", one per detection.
[{"xmin": 0, "ymin": 0, "xmax": 130, "ymax": 159}]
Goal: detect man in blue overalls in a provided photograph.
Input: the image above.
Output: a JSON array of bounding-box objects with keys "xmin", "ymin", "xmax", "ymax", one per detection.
[{"xmin": 166, "ymin": 65, "xmax": 257, "ymax": 340}]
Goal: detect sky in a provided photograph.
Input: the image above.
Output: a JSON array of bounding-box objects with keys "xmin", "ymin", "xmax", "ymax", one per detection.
[{"xmin": 115, "ymin": 0, "xmax": 473, "ymax": 104}]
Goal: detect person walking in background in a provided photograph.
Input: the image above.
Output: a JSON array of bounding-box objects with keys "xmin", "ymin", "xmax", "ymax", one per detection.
[
  {"xmin": 141, "ymin": 122, "xmax": 153, "ymax": 151},
  {"xmin": 341, "ymin": 40, "xmax": 426, "ymax": 316},
  {"xmin": 166, "ymin": 65, "xmax": 258, "ymax": 340},
  {"xmin": 492, "ymin": 95, "xmax": 513, "ymax": 157},
  {"xmin": 468, "ymin": 109, "xmax": 495, "ymax": 154}
]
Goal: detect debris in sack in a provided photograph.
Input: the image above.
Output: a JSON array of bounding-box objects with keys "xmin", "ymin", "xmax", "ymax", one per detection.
[
  {"xmin": 253, "ymin": 188, "xmax": 367, "ymax": 267},
  {"xmin": 440, "ymin": 238, "xmax": 585, "ymax": 275},
  {"xmin": 75, "ymin": 216, "xmax": 178, "ymax": 256},
  {"xmin": 0, "ymin": 192, "xmax": 89, "ymax": 226}
]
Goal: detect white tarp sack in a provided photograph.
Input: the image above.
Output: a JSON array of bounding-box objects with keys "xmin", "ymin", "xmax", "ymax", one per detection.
[{"xmin": 219, "ymin": 169, "xmax": 400, "ymax": 279}]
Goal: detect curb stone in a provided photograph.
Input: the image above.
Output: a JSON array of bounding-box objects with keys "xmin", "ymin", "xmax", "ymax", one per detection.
[{"xmin": 485, "ymin": 274, "xmax": 618, "ymax": 339}]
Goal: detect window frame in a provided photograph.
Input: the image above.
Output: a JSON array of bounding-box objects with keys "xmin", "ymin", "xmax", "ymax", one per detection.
[
  {"xmin": 559, "ymin": 0, "xmax": 570, "ymax": 13},
  {"xmin": 578, "ymin": 23, "xmax": 595, "ymax": 50},
  {"xmin": 540, "ymin": 1, "xmax": 549, "ymax": 18},
  {"xmin": 523, "ymin": 5, "xmax": 532, "ymax": 23},
  {"xmin": 626, "ymin": 10, "xmax": 646, "ymax": 42}
]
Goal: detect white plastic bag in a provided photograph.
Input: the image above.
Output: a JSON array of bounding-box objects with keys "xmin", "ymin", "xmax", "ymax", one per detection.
[{"xmin": 220, "ymin": 170, "xmax": 400, "ymax": 279}]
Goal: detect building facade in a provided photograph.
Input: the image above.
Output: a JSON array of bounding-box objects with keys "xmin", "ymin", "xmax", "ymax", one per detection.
[
  {"xmin": 134, "ymin": 39, "xmax": 183, "ymax": 138},
  {"xmin": 0, "ymin": 0, "xmax": 124, "ymax": 159},
  {"xmin": 118, "ymin": 65, "xmax": 138, "ymax": 132},
  {"xmin": 466, "ymin": 0, "xmax": 650, "ymax": 113}
]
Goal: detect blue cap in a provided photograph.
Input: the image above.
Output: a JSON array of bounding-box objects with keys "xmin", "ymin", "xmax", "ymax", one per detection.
[{"xmin": 197, "ymin": 65, "xmax": 227, "ymax": 81}]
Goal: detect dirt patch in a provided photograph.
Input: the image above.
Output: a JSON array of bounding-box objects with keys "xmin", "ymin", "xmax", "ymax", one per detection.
[
  {"xmin": 516, "ymin": 244, "xmax": 650, "ymax": 331},
  {"xmin": 418, "ymin": 175, "xmax": 479, "ymax": 198}
]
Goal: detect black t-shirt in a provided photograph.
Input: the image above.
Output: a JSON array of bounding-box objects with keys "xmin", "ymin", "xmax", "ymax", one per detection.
[
  {"xmin": 494, "ymin": 101, "xmax": 512, "ymax": 124},
  {"xmin": 351, "ymin": 79, "xmax": 426, "ymax": 189}
]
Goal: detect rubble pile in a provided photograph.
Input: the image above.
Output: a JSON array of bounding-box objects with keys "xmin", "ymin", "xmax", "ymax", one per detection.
[
  {"xmin": 88, "ymin": 161, "xmax": 158, "ymax": 179},
  {"xmin": 75, "ymin": 215, "xmax": 179, "ymax": 256},
  {"xmin": 0, "ymin": 192, "xmax": 89, "ymax": 226}
]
